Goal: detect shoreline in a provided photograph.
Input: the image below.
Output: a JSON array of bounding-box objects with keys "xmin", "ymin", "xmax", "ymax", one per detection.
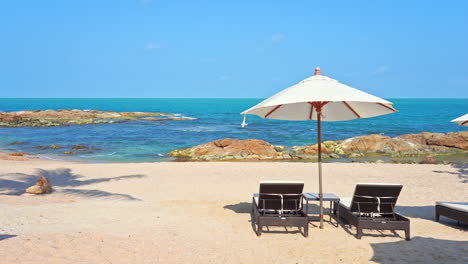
[
  {"xmin": 1, "ymin": 150, "xmax": 467, "ymax": 165},
  {"xmin": 2, "ymin": 131, "xmax": 467, "ymax": 164}
]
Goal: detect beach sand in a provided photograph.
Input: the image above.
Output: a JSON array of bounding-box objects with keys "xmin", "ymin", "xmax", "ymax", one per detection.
[{"xmin": 0, "ymin": 160, "xmax": 466, "ymax": 263}]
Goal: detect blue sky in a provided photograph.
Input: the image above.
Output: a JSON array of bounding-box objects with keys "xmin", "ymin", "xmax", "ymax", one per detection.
[{"xmin": 1, "ymin": 0, "xmax": 467, "ymax": 98}]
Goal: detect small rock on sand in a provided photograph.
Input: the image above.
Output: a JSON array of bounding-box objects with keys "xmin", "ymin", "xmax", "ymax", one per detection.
[{"xmin": 25, "ymin": 176, "xmax": 52, "ymax": 194}]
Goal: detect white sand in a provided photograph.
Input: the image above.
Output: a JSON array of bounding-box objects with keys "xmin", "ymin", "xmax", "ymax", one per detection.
[{"xmin": 0, "ymin": 160, "xmax": 467, "ymax": 263}]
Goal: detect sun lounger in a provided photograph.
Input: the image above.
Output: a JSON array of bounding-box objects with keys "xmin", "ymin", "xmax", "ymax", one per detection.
[
  {"xmin": 435, "ymin": 202, "xmax": 468, "ymax": 225},
  {"xmin": 252, "ymin": 181, "xmax": 308, "ymax": 237},
  {"xmin": 334, "ymin": 183, "xmax": 410, "ymax": 240}
]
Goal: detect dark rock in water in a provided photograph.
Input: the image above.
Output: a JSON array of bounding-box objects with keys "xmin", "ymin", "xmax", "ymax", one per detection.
[
  {"xmin": 9, "ymin": 152, "xmax": 26, "ymax": 156},
  {"xmin": 72, "ymin": 144, "xmax": 91, "ymax": 150},
  {"xmin": 9, "ymin": 141, "xmax": 25, "ymax": 145},
  {"xmin": 34, "ymin": 146, "xmax": 50, "ymax": 150}
]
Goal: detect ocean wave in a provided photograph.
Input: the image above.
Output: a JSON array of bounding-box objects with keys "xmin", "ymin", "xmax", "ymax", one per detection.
[
  {"xmin": 82, "ymin": 152, "xmax": 117, "ymax": 157},
  {"xmin": 177, "ymin": 126, "xmax": 218, "ymax": 132},
  {"xmin": 40, "ymin": 155, "xmax": 64, "ymax": 161}
]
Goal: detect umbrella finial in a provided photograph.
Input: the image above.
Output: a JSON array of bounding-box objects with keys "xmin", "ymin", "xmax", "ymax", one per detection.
[{"xmin": 314, "ymin": 67, "xmax": 321, "ymax": 75}]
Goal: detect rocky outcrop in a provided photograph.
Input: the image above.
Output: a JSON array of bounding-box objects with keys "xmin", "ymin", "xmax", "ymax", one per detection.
[
  {"xmin": 167, "ymin": 132, "xmax": 468, "ymax": 162},
  {"xmin": 167, "ymin": 138, "xmax": 289, "ymax": 161},
  {"xmin": 290, "ymin": 144, "xmax": 338, "ymax": 160},
  {"xmin": 420, "ymin": 155, "xmax": 437, "ymax": 164},
  {"xmin": 9, "ymin": 141, "xmax": 25, "ymax": 145},
  {"xmin": 25, "ymin": 176, "xmax": 52, "ymax": 194},
  {"xmin": 419, "ymin": 132, "xmax": 468, "ymax": 150},
  {"xmin": 0, "ymin": 109, "xmax": 195, "ymax": 127},
  {"xmin": 0, "ymin": 154, "xmax": 28, "ymax": 161},
  {"xmin": 335, "ymin": 132, "xmax": 468, "ymax": 157}
]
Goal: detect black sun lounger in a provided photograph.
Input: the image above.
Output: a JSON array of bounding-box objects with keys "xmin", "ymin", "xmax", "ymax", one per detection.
[
  {"xmin": 334, "ymin": 183, "xmax": 410, "ymax": 240},
  {"xmin": 435, "ymin": 202, "xmax": 468, "ymax": 225},
  {"xmin": 252, "ymin": 181, "xmax": 308, "ymax": 237}
]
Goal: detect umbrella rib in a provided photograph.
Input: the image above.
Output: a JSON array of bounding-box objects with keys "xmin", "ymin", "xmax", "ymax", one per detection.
[
  {"xmin": 376, "ymin": 102, "xmax": 398, "ymax": 112},
  {"xmin": 309, "ymin": 103, "xmax": 314, "ymax": 120},
  {"xmin": 343, "ymin": 101, "xmax": 361, "ymax": 118},
  {"xmin": 462, "ymin": 120, "xmax": 468, "ymax": 126},
  {"xmin": 264, "ymin": 104, "xmax": 283, "ymax": 118}
]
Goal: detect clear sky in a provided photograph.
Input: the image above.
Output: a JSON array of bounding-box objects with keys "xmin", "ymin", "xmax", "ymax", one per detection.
[{"xmin": 1, "ymin": 0, "xmax": 467, "ymax": 98}]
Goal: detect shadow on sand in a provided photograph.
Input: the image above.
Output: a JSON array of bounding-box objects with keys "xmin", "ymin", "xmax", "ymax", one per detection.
[
  {"xmin": 433, "ymin": 163, "xmax": 468, "ymax": 183},
  {"xmin": 395, "ymin": 205, "xmax": 467, "ymax": 230},
  {"xmin": 223, "ymin": 202, "xmax": 315, "ymax": 236},
  {"xmin": 370, "ymin": 236, "xmax": 468, "ymax": 264},
  {"xmin": 223, "ymin": 202, "xmax": 252, "ymax": 214},
  {"xmin": 0, "ymin": 168, "xmax": 145, "ymax": 201},
  {"xmin": 0, "ymin": 234, "xmax": 16, "ymax": 241}
]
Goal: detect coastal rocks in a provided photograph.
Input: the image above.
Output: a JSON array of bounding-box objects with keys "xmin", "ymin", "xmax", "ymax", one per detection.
[
  {"xmin": 9, "ymin": 141, "xmax": 25, "ymax": 145},
  {"xmin": 34, "ymin": 144, "xmax": 64, "ymax": 150},
  {"xmin": 167, "ymin": 132, "xmax": 468, "ymax": 162},
  {"xmin": 336, "ymin": 134, "xmax": 397, "ymax": 154},
  {"xmin": 333, "ymin": 132, "xmax": 468, "ymax": 157},
  {"xmin": 167, "ymin": 138, "xmax": 288, "ymax": 161},
  {"xmin": 0, "ymin": 109, "xmax": 195, "ymax": 127},
  {"xmin": 393, "ymin": 132, "xmax": 468, "ymax": 151},
  {"xmin": 25, "ymin": 176, "xmax": 52, "ymax": 194},
  {"xmin": 290, "ymin": 144, "xmax": 337, "ymax": 160},
  {"xmin": 31, "ymin": 143, "xmax": 98, "ymax": 155},
  {"xmin": 422, "ymin": 132, "xmax": 468, "ymax": 150},
  {"xmin": 420, "ymin": 155, "xmax": 437, "ymax": 164},
  {"xmin": 34, "ymin": 146, "xmax": 51, "ymax": 150},
  {"xmin": 9, "ymin": 152, "xmax": 26, "ymax": 156},
  {"xmin": 0, "ymin": 153, "xmax": 31, "ymax": 161},
  {"xmin": 71, "ymin": 144, "xmax": 91, "ymax": 150}
]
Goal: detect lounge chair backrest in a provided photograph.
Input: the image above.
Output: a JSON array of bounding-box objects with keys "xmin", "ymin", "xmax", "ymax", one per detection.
[
  {"xmin": 350, "ymin": 184, "xmax": 402, "ymax": 214},
  {"xmin": 258, "ymin": 181, "xmax": 304, "ymax": 211}
]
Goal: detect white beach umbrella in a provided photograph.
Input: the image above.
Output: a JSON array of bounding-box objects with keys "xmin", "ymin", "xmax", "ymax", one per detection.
[
  {"xmin": 451, "ymin": 114, "xmax": 468, "ymax": 126},
  {"xmin": 241, "ymin": 67, "xmax": 398, "ymax": 228}
]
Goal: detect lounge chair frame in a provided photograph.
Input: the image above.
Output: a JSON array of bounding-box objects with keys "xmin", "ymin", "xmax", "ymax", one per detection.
[
  {"xmin": 435, "ymin": 205, "xmax": 468, "ymax": 225},
  {"xmin": 334, "ymin": 184, "xmax": 410, "ymax": 240},
  {"xmin": 252, "ymin": 197, "xmax": 309, "ymax": 237},
  {"xmin": 252, "ymin": 182, "xmax": 308, "ymax": 237}
]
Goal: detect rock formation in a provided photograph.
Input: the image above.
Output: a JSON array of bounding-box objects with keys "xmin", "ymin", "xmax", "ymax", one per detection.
[
  {"xmin": 167, "ymin": 131, "xmax": 468, "ymax": 163},
  {"xmin": 0, "ymin": 109, "xmax": 195, "ymax": 127},
  {"xmin": 167, "ymin": 138, "xmax": 288, "ymax": 161},
  {"xmin": 25, "ymin": 176, "xmax": 52, "ymax": 194}
]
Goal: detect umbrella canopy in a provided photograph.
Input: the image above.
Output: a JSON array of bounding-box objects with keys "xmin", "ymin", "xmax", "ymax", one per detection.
[
  {"xmin": 241, "ymin": 67, "xmax": 398, "ymax": 229},
  {"xmin": 451, "ymin": 114, "xmax": 468, "ymax": 126},
  {"xmin": 241, "ymin": 68, "xmax": 397, "ymax": 121}
]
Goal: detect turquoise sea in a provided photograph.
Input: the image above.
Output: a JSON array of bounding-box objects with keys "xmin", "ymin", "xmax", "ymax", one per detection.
[{"xmin": 0, "ymin": 98, "xmax": 467, "ymax": 162}]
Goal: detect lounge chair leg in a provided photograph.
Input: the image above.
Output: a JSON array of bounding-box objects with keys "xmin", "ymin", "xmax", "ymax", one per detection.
[
  {"xmin": 257, "ymin": 223, "xmax": 262, "ymax": 236},
  {"xmin": 435, "ymin": 213, "xmax": 440, "ymax": 222},
  {"xmin": 356, "ymin": 226, "xmax": 362, "ymax": 239},
  {"xmin": 405, "ymin": 228, "xmax": 410, "ymax": 241},
  {"xmin": 303, "ymin": 224, "xmax": 309, "ymax": 237}
]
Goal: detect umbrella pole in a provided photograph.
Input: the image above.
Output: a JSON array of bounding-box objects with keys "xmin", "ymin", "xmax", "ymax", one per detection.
[{"xmin": 317, "ymin": 110, "xmax": 324, "ymax": 229}]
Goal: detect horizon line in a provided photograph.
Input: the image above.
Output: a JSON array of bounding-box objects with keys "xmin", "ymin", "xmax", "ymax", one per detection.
[{"xmin": 1, "ymin": 97, "xmax": 468, "ymax": 100}]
